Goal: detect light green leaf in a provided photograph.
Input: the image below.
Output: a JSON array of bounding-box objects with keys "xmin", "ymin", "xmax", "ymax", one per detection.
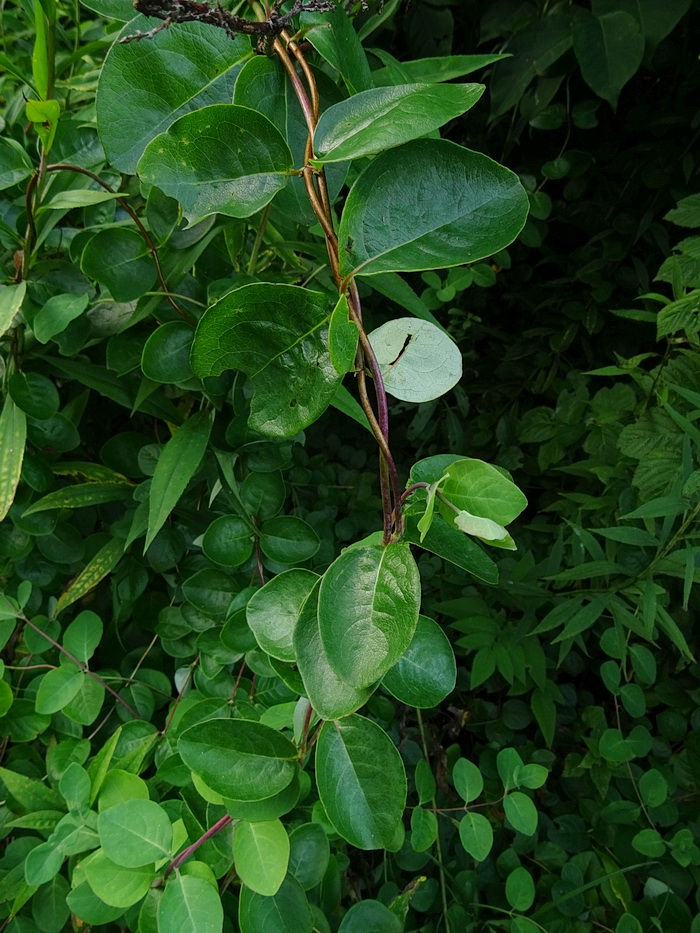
[
  {"xmin": 312, "ymin": 83, "xmax": 483, "ymax": 165},
  {"xmin": 0, "ymin": 137, "xmax": 34, "ymax": 190},
  {"xmin": 22, "ymin": 482, "xmax": 133, "ymax": 515},
  {"xmin": 318, "ymin": 541, "xmax": 420, "ymax": 689},
  {"xmin": 503, "ymin": 792, "xmax": 538, "ymax": 835},
  {"xmin": 0, "ymin": 283, "xmax": 26, "ymax": 339},
  {"xmin": 453, "ymin": 510, "xmax": 509, "ymax": 542},
  {"xmin": 40, "ymin": 190, "xmax": 126, "ymax": 210},
  {"xmin": 233, "ymin": 820, "xmax": 289, "ymax": 896},
  {"xmin": 339, "ymin": 139, "xmax": 529, "ymax": 277},
  {"xmin": 573, "ymin": 10, "xmax": 644, "ymax": 107},
  {"xmin": 599, "ymin": 728, "xmax": 636, "ymax": 763},
  {"xmin": 178, "ymin": 718, "xmax": 297, "ymax": 800},
  {"xmin": 403, "ymin": 510, "xmax": 499, "ymax": 584},
  {"xmin": 0, "ymin": 766, "xmax": 64, "ymax": 812},
  {"xmin": 25, "ymin": 842, "xmax": 64, "ymax": 886},
  {"xmin": 294, "ymin": 580, "xmax": 373, "ymax": 721},
  {"xmin": 55, "ymin": 537, "xmax": 124, "ymax": 616},
  {"xmin": 0, "ymin": 395, "xmax": 26, "ymax": 522},
  {"xmin": 63, "ymin": 610, "xmax": 103, "ymax": 665},
  {"xmin": 458, "ymin": 812, "xmax": 493, "ymax": 861},
  {"xmin": 35, "ymin": 665, "xmax": 85, "ymax": 715},
  {"xmin": 316, "ymin": 715, "xmax": 406, "ymax": 850},
  {"xmin": 453, "ymin": 758, "xmax": 484, "ymax": 804},
  {"xmin": 98, "ymin": 799, "xmax": 172, "ymax": 867},
  {"xmin": 506, "ymin": 866, "xmax": 536, "ymax": 911},
  {"xmin": 328, "ymin": 295, "xmax": 358, "ymax": 376},
  {"xmin": 238, "ymin": 875, "xmax": 312, "ymax": 933},
  {"xmin": 96, "ymin": 19, "xmax": 252, "ymax": 173},
  {"xmin": 158, "ymin": 873, "xmax": 224, "ymax": 933},
  {"xmin": 84, "ymin": 849, "xmax": 155, "ymax": 908},
  {"xmin": 410, "ymin": 807, "xmax": 438, "ymax": 852},
  {"xmin": 32, "ymin": 292, "xmax": 89, "ymax": 343},
  {"xmin": 368, "ymin": 317, "xmax": 462, "ymax": 402},
  {"xmin": 438, "ymin": 458, "xmax": 527, "ymax": 527},
  {"xmin": 382, "ymin": 615, "xmax": 456, "ymax": 708},
  {"xmin": 247, "ymin": 569, "xmax": 319, "ymax": 662},
  {"xmin": 138, "ymin": 105, "xmax": 293, "ymax": 225},
  {"xmin": 191, "ymin": 284, "xmax": 339, "ymax": 437},
  {"xmin": 146, "ymin": 411, "xmax": 212, "ymax": 550}
]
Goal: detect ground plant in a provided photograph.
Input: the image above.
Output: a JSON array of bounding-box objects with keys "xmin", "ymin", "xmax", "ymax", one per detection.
[{"xmin": 0, "ymin": 1, "xmax": 699, "ymax": 932}]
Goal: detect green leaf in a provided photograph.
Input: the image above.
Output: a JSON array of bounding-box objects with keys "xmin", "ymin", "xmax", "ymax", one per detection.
[
  {"xmin": 300, "ymin": 6, "xmax": 372, "ymax": 95},
  {"xmin": 8, "ymin": 371, "xmax": 59, "ymax": 420},
  {"xmin": 616, "ymin": 915, "xmax": 644, "ymax": 933},
  {"xmin": 33, "ymin": 874, "xmax": 70, "ymax": 932},
  {"xmin": 316, "ymin": 715, "xmax": 406, "ymax": 850},
  {"xmin": 141, "ymin": 322, "xmax": 195, "ymax": 385},
  {"xmin": 191, "ymin": 284, "xmax": 339, "ymax": 437},
  {"xmin": 233, "ymin": 820, "xmax": 289, "ymax": 896},
  {"xmin": 0, "ymin": 396, "xmax": 26, "ymax": 522},
  {"xmin": 98, "ymin": 799, "xmax": 172, "ymax": 867},
  {"xmin": 146, "ymin": 411, "xmax": 212, "ymax": 550},
  {"xmin": 58, "ymin": 762, "xmax": 91, "ymax": 811},
  {"xmin": 96, "ymin": 19, "xmax": 252, "ymax": 173},
  {"xmin": 367, "ymin": 317, "xmax": 462, "ymax": 403},
  {"xmin": 518, "ymin": 764, "xmax": 549, "ymax": 790},
  {"xmin": 328, "ymin": 295, "xmax": 358, "ymax": 376},
  {"xmin": 55, "ymin": 536, "xmax": 124, "ymax": 615},
  {"xmin": 503, "ymin": 792, "xmax": 538, "ymax": 835},
  {"xmin": 0, "ymin": 283, "xmax": 26, "ymax": 339},
  {"xmin": 158, "ymin": 873, "xmax": 224, "ymax": 933},
  {"xmin": 404, "ymin": 510, "xmax": 499, "ymax": 584},
  {"xmin": 63, "ymin": 610, "xmax": 103, "ymax": 664},
  {"xmin": 22, "ymin": 482, "xmax": 133, "ymax": 515},
  {"xmin": 238, "ymin": 875, "xmax": 312, "ymax": 933},
  {"xmin": 24, "ymin": 842, "xmax": 64, "ymax": 886},
  {"xmin": 84, "ymin": 849, "xmax": 155, "ymax": 908},
  {"xmin": 138, "ymin": 105, "xmax": 293, "ymax": 225},
  {"xmin": 178, "ymin": 718, "xmax": 297, "ymax": 800},
  {"xmin": 312, "ymin": 83, "xmax": 483, "ymax": 165},
  {"xmin": 410, "ymin": 807, "xmax": 438, "ymax": 852},
  {"xmin": 202, "ymin": 515, "xmax": 254, "ymax": 568},
  {"xmin": 0, "ymin": 136, "xmax": 34, "ymax": 189},
  {"xmin": 631, "ymin": 828, "xmax": 665, "ymax": 857},
  {"xmin": 0, "ymin": 767, "xmax": 64, "ymax": 812},
  {"xmin": 66, "ymin": 881, "xmax": 123, "ymax": 926},
  {"xmin": 40, "ymin": 189, "xmax": 126, "ymax": 210},
  {"xmin": 639, "ymin": 769, "xmax": 668, "ymax": 807},
  {"xmin": 98, "ymin": 769, "xmax": 150, "ymax": 811},
  {"xmin": 573, "ymin": 10, "xmax": 645, "ymax": 107},
  {"xmin": 61, "ymin": 673, "xmax": 105, "ymax": 725},
  {"xmin": 439, "ymin": 458, "xmax": 527, "ymax": 527},
  {"xmin": 294, "ymin": 580, "xmax": 373, "ymax": 721},
  {"xmin": 35, "ymin": 665, "xmax": 85, "ymax": 715},
  {"xmin": 458, "ymin": 812, "xmax": 493, "ymax": 861},
  {"xmin": 452, "ymin": 758, "xmax": 483, "ymax": 804},
  {"xmin": 376, "ymin": 54, "xmax": 509, "ymax": 84},
  {"xmin": 339, "ymin": 139, "xmax": 529, "ymax": 277},
  {"xmin": 81, "ymin": 230, "xmax": 156, "ymax": 303},
  {"xmin": 599, "ymin": 728, "xmax": 636, "ymax": 763},
  {"xmin": 497, "ymin": 748, "xmax": 524, "ymax": 791},
  {"xmin": 259, "ymin": 517, "xmax": 320, "ymax": 564},
  {"xmin": 453, "ymin": 510, "xmax": 511, "ymax": 545},
  {"xmin": 224, "ymin": 772, "xmax": 301, "ymax": 824},
  {"xmin": 338, "ymin": 901, "xmax": 403, "ymax": 933},
  {"xmin": 506, "ymin": 866, "xmax": 536, "ymax": 911},
  {"xmin": 318, "ymin": 541, "xmax": 420, "ymax": 689},
  {"xmin": 247, "ymin": 569, "xmax": 318, "ymax": 662},
  {"xmin": 382, "ymin": 615, "xmax": 456, "ymax": 708},
  {"xmin": 287, "ymin": 824, "xmax": 330, "ymax": 892}
]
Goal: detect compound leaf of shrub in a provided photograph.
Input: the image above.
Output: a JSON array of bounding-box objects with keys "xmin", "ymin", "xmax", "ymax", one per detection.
[
  {"xmin": 368, "ymin": 317, "xmax": 462, "ymax": 402},
  {"xmin": 178, "ymin": 718, "xmax": 297, "ymax": 800},
  {"xmin": 318, "ymin": 541, "xmax": 420, "ymax": 689},
  {"xmin": 138, "ymin": 105, "xmax": 293, "ymax": 225},
  {"xmin": 157, "ymin": 873, "xmax": 223, "ymax": 933},
  {"xmin": 0, "ymin": 395, "xmax": 26, "ymax": 522},
  {"xmin": 316, "ymin": 715, "xmax": 406, "ymax": 850},
  {"xmin": 97, "ymin": 799, "xmax": 172, "ymax": 868},
  {"xmin": 312, "ymin": 83, "xmax": 484, "ymax": 165},
  {"xmin": 382, "ymin": 615, "xmax": 456, "ymax": 708},
  {"xmin": 191, "ymin": 284, "xmax": 339, "ymax": 437},
  {"xmin": 238, "ymin": 875, "xmax": 312, "ymax": 933},
  {"xmin": 458, "ymin": 811, "xmax": 493, "ymax": 861},
  {"xmin": 233, "ymin": 819, "xmax": 289, "ymax": 896},
  {"xmin": 294, "ymin": 580, "xmax": 373, "ymax": 720},
  {"xmin": 96, "ymin": 19, "xmax": 252, "ymax": 173},
  {"xmin": 247, "ymin": 569, "xmax": 319, "ymax": 662},
  {"xmin": 338, "ymin": 139, "xmax": 529, "ymax": 277},
  {"xmin": 146, "ymin": 411, "xmax": 212, "ymax": 551},
  {"xmin": 503, "ymin": 792, "xmax": 538, "ymax": 835}
]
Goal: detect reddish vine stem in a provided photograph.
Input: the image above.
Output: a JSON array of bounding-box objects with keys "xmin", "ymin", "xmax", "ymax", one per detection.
[
  {"xmin": 23, "ymin": 164, "xmax": 193, "ymax": 324},
  {"xmin": 163, "ymin": 815, "xmax": 233, "ymax": 879}
]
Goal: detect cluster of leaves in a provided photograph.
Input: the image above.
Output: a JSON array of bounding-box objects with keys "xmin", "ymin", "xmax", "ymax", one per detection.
[{"xmin": 1, "ymin": 0, "xmax": 700, "ymax": 932}]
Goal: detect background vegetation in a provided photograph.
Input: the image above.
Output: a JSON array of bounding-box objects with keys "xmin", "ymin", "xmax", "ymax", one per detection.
[{"xmin": 0, "ymin": 1, "xmax": 699, "ymax": 932}]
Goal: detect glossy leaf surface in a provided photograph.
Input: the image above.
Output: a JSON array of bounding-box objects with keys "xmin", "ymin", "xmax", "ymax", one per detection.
[
  {"xmin": 247, "ymin": 569, "xmax": 319, "ymax": 662},
  {"xmin": 382, "ymin": 615, "xmax": 456, "ymax": 707},
  {"xmin": 233, "ymin": 819, "xmax": 289, "ymax": 896}
]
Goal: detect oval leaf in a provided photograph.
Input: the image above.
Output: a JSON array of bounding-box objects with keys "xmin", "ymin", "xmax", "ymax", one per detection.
[
  {"xmin": 368, "ymin": 317, "xmax": 462, "ymax": 402},
  {"xmin": 191, "ymin": 284, "xmax": 339, "ymax": 437},
  {"xmin": 158, "ymin": 874, "xmax": 223, "ymax": 933},
  {"xmin": 318, "ymin": 541, "xmax": 420, "ymax": 689},
  {"xmin": 238, "ymin": 875, "xmax": 312, "ymax": 933},
  {"xmin": 313, "ymin": 83, "xmax": 484, "ymax": 164},
  {"xmin": 138, "ymin": 105, "xmax": 293, "ymax": 224},
  {"xmin": 458, "ymin": 811, "xmax": 493, "ymax": 861},
  {"xmin": 247, "ymin": 569, "xmax": 319, "ymax": 662},
  {"xmin": 438, "ymin": 458, "xmax": 527, "ymax": 527},
  {"xmin": 96, "ymin": 19, "xmax": 252, "ymax": 173},
  {"xmin": 178, "ymin": 718, "xmax": 297, "ymax": 800},
  {"xmin": 97, "ymin": 799, "xmax": 172, "ymax": 867},
  {"xmin": 233, "ymin": 819, "xmax": 289, "ymax": 896},
  {"xmin": 382, "ymin": 615, "xmax": 456, "ymax": 707},
  {"xmin": 338, "ymin": 138, "xmax": 529, "ymax": 277},
  {"xmin": 316, "ymin": 715, "xmax": 406, "ymax": 850},
  {"xmin": 503, "ymin": 792, "xmax": 538, "ymax": 836}
]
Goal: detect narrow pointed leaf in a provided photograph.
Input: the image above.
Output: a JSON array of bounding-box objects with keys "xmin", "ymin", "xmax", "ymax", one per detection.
[
  {"xmin": 55, "ymin": 537, "xmax": 124, "ymax": 615},
  {"xmin": 146, "ymin": 411, "xmax": 212, "ymax": 550},
  {"xmin": 316, "ymin": 715, "xmax": 406, "ymax": 850},
  {"xmin": 138, "ymin": 105, "xmax": 293, "ymax": 225},
  {"xmin": 318, "ymin": 541, "xmax": 421, "ymax": 689},
  {"xmin": 0, "ymin": 395, "xmax": 26, "ymax": 522},
  {"xmin": 339, "ymin": 139, "xmax": 529, "ymax": 277},
  {"xmin": 0, "ymin": 283, "xmax": 26, "ymax": 338},
  {"xmin": 300, "ymin": 6, "xmax": 372, "ymax": 95},
  {"xmin": 191, "ymin": 284, "xmax": 339, "ymax": 437}
]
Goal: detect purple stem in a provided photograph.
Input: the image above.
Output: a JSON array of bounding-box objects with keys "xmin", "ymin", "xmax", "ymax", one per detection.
[{"xmin": 164, "ymin": 815, "xmax": 233, "ymax": 878}]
